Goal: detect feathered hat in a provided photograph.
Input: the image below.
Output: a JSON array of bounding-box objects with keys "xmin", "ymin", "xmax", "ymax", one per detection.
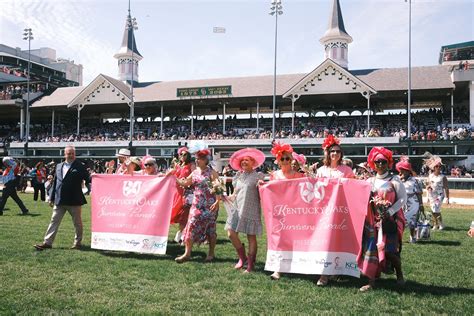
[
  {"xmin": 321, "ymin": 134, "xmax": 340, "ymax": 150},
  {"xmin": 423, "ymin": 152, "xmax": 443, "ymax": 170},
  {"xmin": 270, "ymin": 141, "xmax": 293, "ymax": 160},
  {"xmin": 188, "ymin": 140, "xmax": 211, "ymax": 159}
]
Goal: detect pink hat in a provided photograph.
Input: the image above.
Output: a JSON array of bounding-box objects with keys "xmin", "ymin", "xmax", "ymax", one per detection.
[
  {"xmin": 178, "ymin": 147, "xmax": 189, "ymax": 155},
  {"xmin": 395, "ymin": 161, "xmax": 412, "ymax": 173},
  {"xmin": 229, "ymin": 148, "xmax": 265, "ymax": 171},
  {"xmin": 292, "ymin": 152, "xmax": 306, "ymax": 166}
]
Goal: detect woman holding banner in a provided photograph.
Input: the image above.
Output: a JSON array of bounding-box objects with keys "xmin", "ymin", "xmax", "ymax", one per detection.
[
  {"xmin": 140, "ymin": 156, "xmax": 160, "ymax": 175},
  {"xmin": 358, "ymin": 147, "xmax": 407, "ymax": 292},
  {"xmin": 315, "ymin": 134, "xmax": 354, "ymax": 286},
  {"xmin": 268, "ymin": 141, "xmax": 305, "ymax": 280},
  {"xmin": 175, "ymin": 142, "xmax": 220, "ymax": 263},
  {"xmin": 168, "ymin": 147, "xmax": 194, "ymax": 243},
  {"xmin": 224, "ymin": 148, "xmax": 265, "ymax": 273},
  {"xmin": 316, "ymin": 135, "xmax": 354, "ymax": 179}
]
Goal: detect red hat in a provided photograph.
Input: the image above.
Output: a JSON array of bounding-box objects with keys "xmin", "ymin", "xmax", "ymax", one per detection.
[
  {"xmin": 395, "ymin": 155, "xmax": 412, "ymax": 173},
  {"xmin": 195, "ymin": 149, "xmax": 211, "ymax": 159},
  {"xmin": 367, "ymin": 147, "xmax": 393, "ymax": 170},
  {"xmin": 271, "ymin": 141, "xmax": 293, "ymax": 160},
  {"xmin": 322, "ymin": 134, "xmax": 340, "ymax": 150},
  {"xmin": 229, "ymin": 148, "xmax": 265, "ymax": 171}
]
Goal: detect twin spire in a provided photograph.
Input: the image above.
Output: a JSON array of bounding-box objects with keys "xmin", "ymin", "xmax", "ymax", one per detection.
[
  {"xmin": 114, "ymin": 0, "xmax": 143, "ymax": 84},
  {"xmin": 112, "ymin": 0, "xmax": 352, "ymax": 83},
  {"xmin": 320, "ymin": 0, "xmax": 352, "ymax": 69}
]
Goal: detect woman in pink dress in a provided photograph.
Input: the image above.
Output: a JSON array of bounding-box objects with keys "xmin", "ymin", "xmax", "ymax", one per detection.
[
  {"xmin": 169, "ymin": 147, "xmax": 194, "ymax": 243},
  {"xmin": 315, "ymin": 134, "xmax": 354, "ymax": 286},
  {"xmin": 268, "ymin": 142, "xmax": 305, "ymax": 280},
  {"xmin": 175, "ymin": 145, "xmax": 220, "ymax": 263}
]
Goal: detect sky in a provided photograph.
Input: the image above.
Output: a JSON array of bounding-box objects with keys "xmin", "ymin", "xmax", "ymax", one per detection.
[{"xmin": 1, "ymin": 0, "xmax": 473, "ymax": 86}]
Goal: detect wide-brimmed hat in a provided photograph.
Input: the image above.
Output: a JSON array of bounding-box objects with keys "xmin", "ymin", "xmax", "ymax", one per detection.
[
  {"xmin": 229, "ymin": 148, "xmax": 265, "ymax": 171},
  {"xmin": 115, "ymin": 148, "xmax": 131, "ymax": 157},
  {"xmin": 128, "ymin": 156, "xmax": 141, "ymax": 167}
]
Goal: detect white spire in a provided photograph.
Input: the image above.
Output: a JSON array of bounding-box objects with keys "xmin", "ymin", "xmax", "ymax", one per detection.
[
  {"xmin": 319, "ymin": 0, "xmax": 352, "ymax": 69},
  {"xmin": 113, "ymin": 0, "xmax": 143, "ymax": 84}
]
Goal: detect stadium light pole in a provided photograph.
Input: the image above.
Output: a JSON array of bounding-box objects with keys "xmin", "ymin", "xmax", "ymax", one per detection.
[
  {"xmin": 127, "ymin": 13, "xmax": 138, "ymax": 151},
  {"xmin": 22, "ymin": 28, "xmax": 33, "ymax": 156},
  {"xmin": 406, "ymin": 0, "xmax": 412, "ymax": 154},
  {"xmin": 270, "ymin": 0, "xmax": 283, "ymax": 140}
]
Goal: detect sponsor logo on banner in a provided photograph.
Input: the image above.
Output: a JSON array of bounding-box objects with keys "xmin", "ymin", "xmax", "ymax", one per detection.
[
  {"xmin": 126, "ymin": 239, "xmax": 141, "ymax": 247},
  {"xmin": 299, "ymin": 181, "xmax": 326, "ymax": 203},
  {"xmin": 315, "ymin": 259, "xmax": 332, "ymax": 268},
  {"xmin": 122, "ymin": 180, "xmax": 142, "ymax": 197},
  {"xmin": 334, "ymin": 256, "xmax": 343, "ymax": 271},
  {"xmin": 142, "ymin": 239, "xmax": 167, "ymax": 250},
  {"xmin": 345, "ymin": 261, "xmax": 359, "ymax": 271}
]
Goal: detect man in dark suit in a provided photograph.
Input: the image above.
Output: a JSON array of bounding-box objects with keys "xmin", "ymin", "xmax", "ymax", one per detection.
[{"xmin": 34, "ymin": 145, "xmax": 90, "ymax": 250}]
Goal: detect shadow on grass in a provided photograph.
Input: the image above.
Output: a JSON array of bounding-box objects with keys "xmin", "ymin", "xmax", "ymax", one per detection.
[
  {"xmin": 439, "ymin": 227, "xmax": 465, "ymax": 232},
  {"xmin": 320, "ymin": 276, "xmax": 474, "ymax": 296},
  {"xmin": 417, "ymin": 240, "xmax": 461, "ymax": 246},
  {"xmin": 91, "ymin": 242, "xmax": 237, "ymax": 264},
  {"xmin": 18, "ymin": 213, "xmax": 41, "ymax": 217}
]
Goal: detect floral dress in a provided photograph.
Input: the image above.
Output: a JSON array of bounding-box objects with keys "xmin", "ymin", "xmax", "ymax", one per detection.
[
  {"xmin": 427, "ymin": 173, "xmax": 445, "ymax": 214},
  {"xmin": 182, "ymin": 168, "xmax": 217, "ymax": 244},
  {"xmin": 224, "ymin": 171, "xmax": 264, "ymax": 235},
  {"xmin": 357, "ymin": 173, "xmax": 406, "ymax": 279},
  {"xmin": 402, "ymin": 176, "xmax": 422, "ymax": 229}
]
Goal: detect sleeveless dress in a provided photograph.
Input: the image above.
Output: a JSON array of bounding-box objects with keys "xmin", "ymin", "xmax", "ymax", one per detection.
[
  {"xmin": 182, "ymin": 168, "xmax": 217, "ymax": 244},
  {"xmin": 170, "ymin": 164, "xmax": 193, "ymax": 225},
  {"xmin": 427, "ymin": 173, "xmax": 445, "ymax": 214},
  {"xmin": 402, "ymin": 176, "xmax": 422, "ymax": 229},
  {"xmin": 357, "ymin": 173, "xmax": 406, "ymax": 279},
  {"xmin": 224, "ymin": 171, "xmax": 264, "ymax": 235}
]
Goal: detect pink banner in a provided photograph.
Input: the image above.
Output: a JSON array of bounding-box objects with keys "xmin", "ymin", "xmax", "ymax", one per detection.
[
  {"xmin": 91, "ymin": 174, "xmax": 177, "ymax": 254},
  {"xmin": 260, "ymin": 177, "xmax": 371, "ymax": 277}
]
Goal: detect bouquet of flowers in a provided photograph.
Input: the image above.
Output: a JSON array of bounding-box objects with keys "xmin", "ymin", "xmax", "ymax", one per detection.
[
  {"xmin": 371, "ymin": 194, "xmax": 392, "ymax": 221},
  {"xmin": 208, "ymin": 178, "xmax": 226, "ymax": 195}
]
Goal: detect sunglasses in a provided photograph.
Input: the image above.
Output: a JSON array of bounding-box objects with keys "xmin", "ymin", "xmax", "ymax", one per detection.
[
  {"xmin": 374, "ymin": 160, "xmax": 388, "ymax": 165},
  {"xmin": 280, "ymin": 157, "xmax": 291, "ymax": 161},
  {"xmin": 330, "ymin": 150, "xmax": 342, "ymax": 154},
  {"xmin": 144, "ymin": 163, "xmax": 154, "ymax": 167}
]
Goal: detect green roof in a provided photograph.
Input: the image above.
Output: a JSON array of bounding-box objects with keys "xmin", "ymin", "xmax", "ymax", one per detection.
[{"xmin": 440, "ymin": 41, "xmax": 474, "ymax": 51}]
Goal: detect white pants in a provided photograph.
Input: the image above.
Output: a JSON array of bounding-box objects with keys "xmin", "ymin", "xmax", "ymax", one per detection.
[{"xmin": 44, "ymin": 204, "xmax": 83, "ymax": 246}]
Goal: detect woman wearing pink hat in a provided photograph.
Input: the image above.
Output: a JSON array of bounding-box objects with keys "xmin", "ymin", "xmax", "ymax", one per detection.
[
  {"xmin": 225, "ymin": 148, "xmax": 266, "ymax": 273},
  {"xmin": 358, "ymin": 147, "xmax": 407, "ymax": 292},
  {"xmin": 423, "ymin": 154, "xmax": 449, "ymax": 230},
  {"xmin": 396, "ymin": 157, "xmax": 424, "ymax": 243},
  {"xmin": 268, "ymin": 141, "xmax": 305, "ymax": 280},
  {"xmin": 169, "ymin": 147, "xmax": 194, "ymax": 243}
]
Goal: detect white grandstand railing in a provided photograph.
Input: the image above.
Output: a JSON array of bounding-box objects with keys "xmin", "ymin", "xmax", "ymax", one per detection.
[{"xmin": 8, "ymin": 136, "xmax": 400, "ymax": 148}]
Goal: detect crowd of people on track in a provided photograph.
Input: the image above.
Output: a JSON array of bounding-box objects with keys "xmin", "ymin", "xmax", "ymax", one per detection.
[{"xmin": 2, "ymin": 133, "xmax": 460, "ymax": 292}]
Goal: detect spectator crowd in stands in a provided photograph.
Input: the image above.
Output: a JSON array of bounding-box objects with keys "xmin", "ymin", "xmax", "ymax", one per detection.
[{"xmin": 0, "ymin": 109, "xmax": 472, "ymax": 144}]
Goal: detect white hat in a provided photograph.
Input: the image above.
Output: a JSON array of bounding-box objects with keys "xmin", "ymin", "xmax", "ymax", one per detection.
[
  {"xmin": 115, "ymin": 148, "xmax": 131, "ymax": 157},
  {"xmin": 2, "ymin": 156, "xmax": 13, "ymax": 164}
]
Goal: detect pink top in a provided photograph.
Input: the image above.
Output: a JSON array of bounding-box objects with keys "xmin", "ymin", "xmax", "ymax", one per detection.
[
  {"xmin": 316, "ymin": 165, "xmax": 354, "ymax": 179},
  {"xmin": 270, "ymin": 170, "xmax": 305, "ymax": 180}
]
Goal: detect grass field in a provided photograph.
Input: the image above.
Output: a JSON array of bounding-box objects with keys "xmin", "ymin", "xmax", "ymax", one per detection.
[{"xmin": 0, "ymin": 193, "xmax": 473, "ymax": 314}]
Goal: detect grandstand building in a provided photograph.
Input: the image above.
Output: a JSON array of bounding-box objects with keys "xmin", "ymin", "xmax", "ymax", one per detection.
[{"xmin": 5, "ymin": 0, "xmax": 474, "ymax": 171}]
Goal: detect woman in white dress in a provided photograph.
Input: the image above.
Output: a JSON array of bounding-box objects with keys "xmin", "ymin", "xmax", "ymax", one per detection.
[
  {"xmin": 423, "ymin": 154, "xmax": 449, "ymax": 230},
  {"xmin": 396, "ymin": 157, "xmax": 423, "ymax": 243}
]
